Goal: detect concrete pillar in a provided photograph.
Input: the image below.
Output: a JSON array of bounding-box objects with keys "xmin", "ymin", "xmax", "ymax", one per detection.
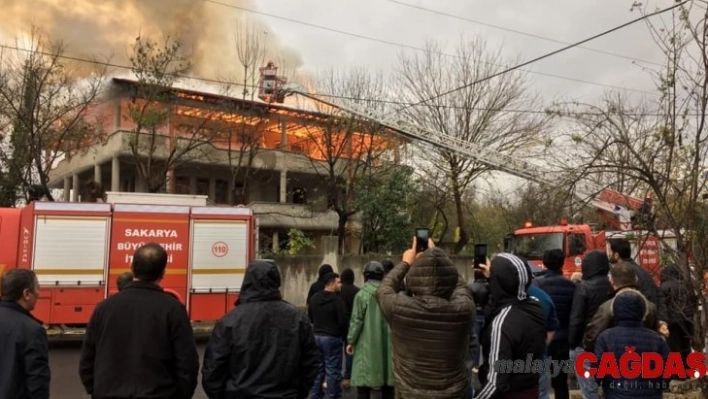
[
  {"xmin": 111, "ymin": 157, "xmax": 120, "ymax": 191},
  {"xmin": 272, "ymin": 231, "xmax": 279, "ymax": 252},
  {"xmin": 94, "ymin": 163, "xmax": 102, "ymax": 184},
  {"xmin": 209, "ymin": 177, "xmax": 216, "ymax": 202},
  {"xmin": 279, "ymin": 169, "xmax": 287, "ymax": 203},
  {"xmin": 189, "ymin": 176, "xmax": 197, "ymax": 195},
  {"xmin": 63, "ymin": 178, "xmax": 70, "ymax": 201},
  {"xmin": 280, "ymin": 120, "xmax": 288, "ymax": 150},
  {"xmin": 71, "ymin": 174, "xmax": 79, "ymax": 202}
]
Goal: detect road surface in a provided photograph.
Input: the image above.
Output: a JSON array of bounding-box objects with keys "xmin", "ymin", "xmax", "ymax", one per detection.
[{"xmin": 49, "ymin": 342, "xmax": 360, "ymax": 398}]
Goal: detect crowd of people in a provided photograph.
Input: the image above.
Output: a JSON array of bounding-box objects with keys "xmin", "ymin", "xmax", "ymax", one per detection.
[{"xmin": 0, "ymin": 236, "xmax": 701, "ymax": 399}]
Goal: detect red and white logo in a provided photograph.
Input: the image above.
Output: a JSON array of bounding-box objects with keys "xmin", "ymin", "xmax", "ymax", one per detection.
[{"xmin": 576, "ymin": 347, "xmax": 707, "ymax": 380}]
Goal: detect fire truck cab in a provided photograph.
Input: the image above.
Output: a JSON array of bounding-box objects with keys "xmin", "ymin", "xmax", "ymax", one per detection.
[
  {"xmin": 504, "ymin": 220, "xmax": 675, "ymax": 285},
  {"xmin": 0, "ymin": 192, "xmax": 256, "ymax": 326}
]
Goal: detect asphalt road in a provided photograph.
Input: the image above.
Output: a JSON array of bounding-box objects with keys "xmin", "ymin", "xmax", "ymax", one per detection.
[{"xmin": 49, "ymin": 342, "xmax": 359, "ymax": 399}]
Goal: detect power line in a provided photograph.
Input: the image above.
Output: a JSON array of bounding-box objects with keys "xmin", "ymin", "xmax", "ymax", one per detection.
[
  {"xmin": 385, "ymin": 0, "xmax": 664, "ymax": 67},
  {"xmin": 394, "ymin": 0, "xmax": 689, "ymax": 113},
  {"xmin": 0, "ymin": 43, "xmax": 259, "ymax": 89},
  {"xmin": 200, "ymin": 0, "xmax": 656, "ymax": 96},
  {"xmin": 0, "ymin": 43, "xmax": 669, "ymax": 118}
]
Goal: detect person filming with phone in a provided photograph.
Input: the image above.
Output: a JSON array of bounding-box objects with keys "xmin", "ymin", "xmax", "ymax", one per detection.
[{"xmin": 376, "ymin": 230, "xmax": 476, "ymax": 399}]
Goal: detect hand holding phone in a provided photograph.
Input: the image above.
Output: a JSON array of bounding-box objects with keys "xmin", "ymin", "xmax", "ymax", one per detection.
[
  {"xmin": 474, "ymin": 244, "xmax": 488, "ymax": 269},
  {"xmin": 415, "ymin": 228, "xmax": 429, "ymax": 253}
]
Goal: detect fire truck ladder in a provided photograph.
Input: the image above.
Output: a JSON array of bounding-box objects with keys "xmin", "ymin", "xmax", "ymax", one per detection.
[{"xmin": 291, "ymin": 89, "xmax": 607, "ymax": 210}]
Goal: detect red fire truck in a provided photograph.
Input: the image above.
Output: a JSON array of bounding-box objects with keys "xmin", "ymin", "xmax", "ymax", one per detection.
[
  {"xmin": 503, "ymin": 219, "xmax": 676, "ymax": 284},
  {"xmin": 501, "ymin": 188, "xmax": 677, "ymax": 283},
  {"xmin": 0, "ymin": 192, "xmax": 256, "ymax": 326}
]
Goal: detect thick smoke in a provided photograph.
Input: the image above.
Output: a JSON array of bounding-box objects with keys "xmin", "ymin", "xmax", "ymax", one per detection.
[{"xmin": 1, "ymin": 0, "xmax": 302, "ymax": 83}]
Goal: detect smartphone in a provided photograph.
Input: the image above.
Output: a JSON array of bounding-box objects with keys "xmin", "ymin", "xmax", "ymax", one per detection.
[
  {"xmin": 415, "ymin": 228, "xmax": 429, "ymax": 253},
  {"xmin": 474, "ymin": 244, "xmax": 488, "ymax": 269}
]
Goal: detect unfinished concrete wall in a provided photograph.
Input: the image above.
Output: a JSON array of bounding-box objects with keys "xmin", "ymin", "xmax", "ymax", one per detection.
[{"xmin": 275, "ymin": 253, "xmax": 475, "ymax": 307}]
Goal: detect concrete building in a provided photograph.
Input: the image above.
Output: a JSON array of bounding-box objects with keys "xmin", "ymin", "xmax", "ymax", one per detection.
[{"xmin": 47, "ymin": 78, "xmax": 402, "ymax": 254}]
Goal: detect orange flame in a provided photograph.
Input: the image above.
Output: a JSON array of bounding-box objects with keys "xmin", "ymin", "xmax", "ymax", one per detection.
[{"xmin": 80, "ymin": 83, "xmax": 398, "ymax": 163}]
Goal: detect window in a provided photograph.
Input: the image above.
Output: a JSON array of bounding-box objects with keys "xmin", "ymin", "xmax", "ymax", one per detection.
[
  {"xmin": 174, "ymin": 177, "xmax": 190, "ymax": 194},
  {"xmin": 569, "ymin": 234, "xmax": 586, "ymax": 256},
  {"xmin": 509, "ymin": 233, "xmax": 564, "ymax": 261},
  {"xmin": 196, "ymin": 178, "xmax": 209, "ymax": 196},
  {"xmin": 215, "ymin": 180, "xmax": 229, "ymax": 204},
  {"xmin": 292, "ymin": 187, "xmax": 307, "ymax": 204}
]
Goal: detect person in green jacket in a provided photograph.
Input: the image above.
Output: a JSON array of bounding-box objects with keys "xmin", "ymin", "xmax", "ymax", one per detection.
[{"xmin": 346, "ymin": 261, "xmax": 395, "ymax": 399}]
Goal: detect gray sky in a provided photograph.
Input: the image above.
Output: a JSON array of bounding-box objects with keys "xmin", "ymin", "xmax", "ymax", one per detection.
[
  {"xmin": 253, "ymin": 0, "xmax": 672, "ymax": 105},
  {"xmin": 2, "ymin": 0, "xmax": 683, "ymax": 199},
  {"xmin": 247, "ymin": 0, "xmax": 677, "ymax": 197}
]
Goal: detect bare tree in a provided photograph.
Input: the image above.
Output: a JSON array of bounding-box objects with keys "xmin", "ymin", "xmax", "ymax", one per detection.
[
  {"xmin": 219, "ymin": 21, "xmax": 270, "ymax": 204},
  {"xmin": 0, "ymin": 27, "xmax": 106, "ymax": 206},
  {"xmin": 552, "ymin": 1, "xmax": 708, "ymax": 352},
  {"xmin": 295, "ymin": 67, "xmax": 397, "ymax": 254},
  {"xmin": 125, "ymin": 35, "xmax": 220, "ymax": 193},
  {"xmin": 395, "ymin": 38, "xmax": 551, "ymax": 254}
]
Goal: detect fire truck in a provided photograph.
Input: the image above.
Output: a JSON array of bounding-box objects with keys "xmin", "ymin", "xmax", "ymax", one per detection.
[
  {"xmin": 502, "ymin": 188, "xmax": 677, "ymax": 283},
  {"xmin": 0, "ymin": 192, "xmax": 256, "ymax": 326},
  {"xmin": 278, "ymin": 75, "xmax": 682, "ymax": 284}
]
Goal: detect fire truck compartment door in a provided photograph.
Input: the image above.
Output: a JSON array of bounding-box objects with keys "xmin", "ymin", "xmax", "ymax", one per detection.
[
  {"xmin": 190, "ymin": 220, "xmax": 248, "ymax": 291},
  {"xmin": 33, "ymin": 216, "xmax": 108, "ymax": 284}
]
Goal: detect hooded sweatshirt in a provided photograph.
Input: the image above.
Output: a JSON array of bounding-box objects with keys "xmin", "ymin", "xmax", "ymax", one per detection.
[
  {"xmin": 476, "ymin": 253, "xmax": 547, "ymax": 399},
  {"xmin": 306, "ymin": 264, "xmax": 334, "ymax": 305},
  {"xmin": 568, "ymin": 250, "xmax": 614, "ymax": 348},
  {"xmin": 201, "ymin": 260, "xmax": 319, "ymax": 399},
  {"xmin": 308, "ymin": 289, "xmax": 348, "ymax": 337},
  {"xmin": 376, "ymin": 247, "xmax": 475, "ymax": 399},
  {"xmin": 594, "ymin": 291, "xmax": 670, "ymax": 399}
]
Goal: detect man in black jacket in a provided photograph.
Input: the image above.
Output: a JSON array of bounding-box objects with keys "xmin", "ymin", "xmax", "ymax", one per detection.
[
  {"xmin": 476, "ymin": 253, "xmax": 547, "ymax": 399},
  {"xmin": 568, "ymin": 250, "xmax": 614, "ymax": 399},
  {"xmin": 307, "ymin": 264, "xmax": 334, "ymax": 306},
  {"xmin": 0, "ymin": 269, "xmax": 50, "ymax": 399},
  {"xmin": 532, "ymin": 249, "xmax": 576, "ymax": 399},
  {"xmin": 79, "ymin": 243, "xmax": 199, "ymax": 399},
  {"xmin": 308, "ymin": 272, "xmax": 347, "ymax": 399},
  {"xmin": 608, "ymin": 238, "xmax": 669, "ymax": 331},
  {"xmin": 202, "ymin": 259, "xmax": 319, "ymax": 398}
]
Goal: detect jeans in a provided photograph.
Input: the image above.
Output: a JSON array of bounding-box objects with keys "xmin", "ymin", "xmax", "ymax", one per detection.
[
  {"xmin": 471, "ymin": 314, "xmax": 486, "ymax": 368},
  {"xmin": 548, "ymin": 340, "xmax": 570, "ymax": 399},
  {"xmin": 569, "ymin": 346, "xmax": 598, "ymax": 399},
  {"xmin": 539, "ymin": 355, "xmax": 550, "ymax": 399},
  {"xmin": 310, "ymin": 335, "xmax": 344, "ymax": 399}
]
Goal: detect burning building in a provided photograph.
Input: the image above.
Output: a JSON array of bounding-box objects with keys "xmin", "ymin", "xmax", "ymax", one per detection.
[{"xmin": 46, "ymin": 78, "xmax": 403, "ymax": 254}]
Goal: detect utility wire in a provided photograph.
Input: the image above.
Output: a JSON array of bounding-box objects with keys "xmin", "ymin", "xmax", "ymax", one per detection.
[
  {"xmin": 0, "ymin": 43, "xmax": 258, "ymax": 89},
  {"xmin": 0, "ymin": 43, "xmax": 669, "ymax": 117},
  {"xmin": 394, "ymin": 0, "xmax": 689, "ymax": 113},
  {"xmin": 385, "ymin": 0, "xmax": 664, "ymax": 67},
  {"xmin": 200, "ymin": 0, "xmax": 656, "ymax": 96}
]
